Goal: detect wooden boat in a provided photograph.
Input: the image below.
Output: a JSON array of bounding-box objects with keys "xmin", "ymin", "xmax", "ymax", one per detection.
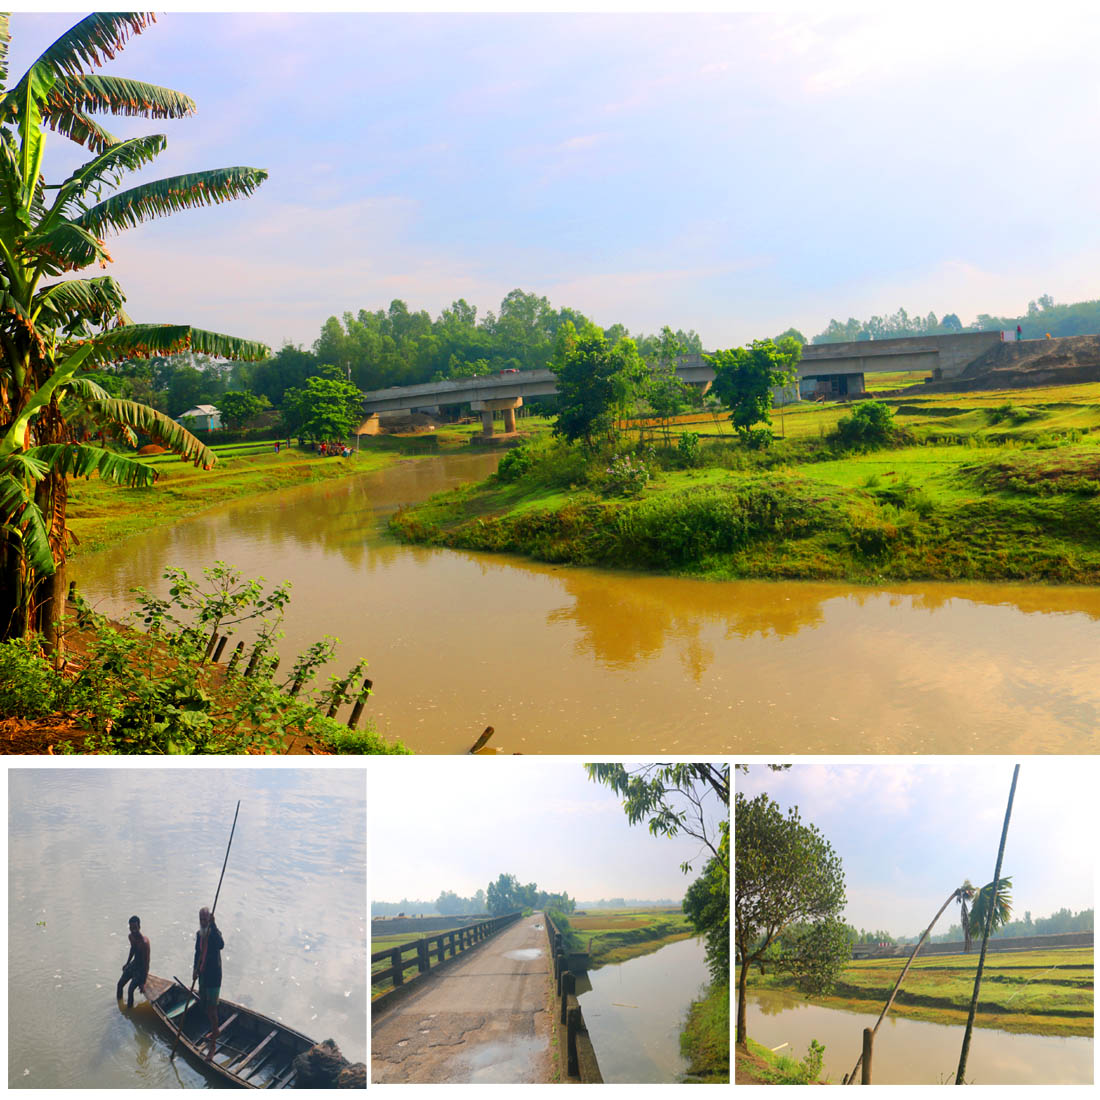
[{"xmin": 143, "ymin": 973, "xmax": 317, "ymax": 1088}]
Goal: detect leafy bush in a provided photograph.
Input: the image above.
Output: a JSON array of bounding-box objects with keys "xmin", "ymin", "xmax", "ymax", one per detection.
[
  {"xmin": 0, "ymin": 638, "xmax": 65, "ymax": 718},
  {"xmin": 496, "ymin": 444, "xmax": 533, "ymax": 482},
  {"xmin": 830, "ymin": 401, "xmax": 896, "ymax": 450},
  {"xmin": 9, "ymin": 564, "xmax": 408, "ymax": 755},
  {"xmin": 603, "ymin": 452, "xmax": 651, "ymax": 496},
  {"xmin": 676, "ymin": 430, "xmax": 701, "ymax": 466}
]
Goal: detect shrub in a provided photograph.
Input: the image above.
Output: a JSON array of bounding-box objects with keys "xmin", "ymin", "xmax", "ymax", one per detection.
[
  {"xmin": 677, "ymin": 430, "xmax": 701, "ymax": 467},
  {"xmin": 603, "ymin": 452, "xmax": 651, "ymax": 496},
  {"xmin": 830, "ymin": 401, "xmax": 896, "ymax": 450},
  {"xmin": 496, "ymin": 444, "xmax": 533, "ymax": 482},
  {"xmin": 0, "ymin": 638, "xmax": 65, "ymax": 718}
]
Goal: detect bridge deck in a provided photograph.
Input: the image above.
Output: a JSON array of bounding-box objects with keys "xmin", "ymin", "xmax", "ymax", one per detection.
[{"xmin": 371, "ymin": 912, "xmax": 553, "ymax": 1084}]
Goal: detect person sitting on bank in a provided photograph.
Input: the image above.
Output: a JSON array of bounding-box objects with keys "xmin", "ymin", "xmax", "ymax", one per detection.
[
  {"xmin": 193, "ymin": 907, "xmax": 225, "ymax": 1061},
  {"xmin": 116, "ymin": 915, "xmax": 150, "ymax": 1008}
]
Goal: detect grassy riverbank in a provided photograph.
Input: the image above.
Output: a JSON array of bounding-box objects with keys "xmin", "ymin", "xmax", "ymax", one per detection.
[
  {"xmin": 564, "ymin": 908, "xmax": 696, "ymax": 967},
  {"xmin": 66, "ymin": 429, "xmax": 492, "ymax": 557},
  {"xmin": 391, "ymin": 383, "xmax": 1100, "ymax": 584},
  {"xmin": 735, "ymin": 1036, "xmax": 827, "ymax": 1085},
  {"xmin": 681, "ymin": 983, "xmax": 730, "ymax": 1082},
  {"xmin": 747, "ymin": 946, "xmax": 1093, "ymax": 1038}
]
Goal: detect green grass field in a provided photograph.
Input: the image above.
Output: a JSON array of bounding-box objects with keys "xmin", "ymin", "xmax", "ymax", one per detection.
[
  {"xmin": 747, "ymin": 947, "xmax": 1093, "ymax": 1037},
  {"xmin": 563, "ymin": 907, "xmax": 695, "ymax": 966},
  {"xmin": 393, "ymin": 382, "xmax": 1100, "ymax": 584}
]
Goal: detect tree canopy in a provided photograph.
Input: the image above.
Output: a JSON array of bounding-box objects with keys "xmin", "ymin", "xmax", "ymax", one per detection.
[
  {"xmin": 734, "ymin": 790, "xmax": 847, "ymax": 1047},
  {"xmin": 706, "ymin": 337, "xmax": 801, "ymax": 447}
]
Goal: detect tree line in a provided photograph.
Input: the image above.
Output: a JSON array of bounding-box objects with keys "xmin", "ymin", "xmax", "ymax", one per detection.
[{"xmin": 810, "ymin": 293, "xmax": 1100, "ymax": 344}]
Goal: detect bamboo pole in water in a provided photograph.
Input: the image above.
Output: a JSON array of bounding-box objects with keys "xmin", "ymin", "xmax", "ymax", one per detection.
[{"xmin": 956, "ymin": 764, "xmax": 1020, "ymax": 1085}]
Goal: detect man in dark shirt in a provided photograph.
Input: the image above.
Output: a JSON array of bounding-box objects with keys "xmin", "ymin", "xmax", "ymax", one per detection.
[
  {"xmin": 117, "ymin": 915, "xmax": 150, "ymax": 1007},
  {"xmin": 193, "ymin": 907, "xmax": 225, "ymax": 1060}
]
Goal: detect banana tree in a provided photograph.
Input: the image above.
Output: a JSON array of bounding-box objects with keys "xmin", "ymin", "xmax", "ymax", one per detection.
[{"xmin": 0, "ymin": 13, "xmax": 269, "ymax": 643}]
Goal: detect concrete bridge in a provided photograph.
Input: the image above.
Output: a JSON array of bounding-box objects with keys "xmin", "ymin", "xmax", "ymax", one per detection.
[
  {"xmin": 357, "ymin": 331, "xmax": 1007, "ymax": 436},
  {"xmin": 372, "ymin": 911, "xmax": 555, "ymax": 1084}
]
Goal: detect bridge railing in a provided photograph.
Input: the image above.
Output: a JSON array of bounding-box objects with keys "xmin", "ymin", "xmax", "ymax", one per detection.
[
  {"xmin": 544, "ymin": 912, "xmax": 603, "ymax": 1083},
  {"xmin": 371, "ymin": 911, "xmax": 522, "ymax": 996}
]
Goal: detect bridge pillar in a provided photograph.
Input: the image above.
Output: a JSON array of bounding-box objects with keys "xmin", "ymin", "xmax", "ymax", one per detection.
[
  {"xmin": 356, "ymin": 413, "xmax": 381, "ymax": 436},
  {"xmin": 471, "ymin": 396, "xmax": 523, "ymax": 437}
]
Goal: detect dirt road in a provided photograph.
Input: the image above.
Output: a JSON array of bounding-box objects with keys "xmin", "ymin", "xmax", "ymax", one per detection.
[{"xmin": 371, "ymin": 912, "xmax": 554, "ymax": 1084}]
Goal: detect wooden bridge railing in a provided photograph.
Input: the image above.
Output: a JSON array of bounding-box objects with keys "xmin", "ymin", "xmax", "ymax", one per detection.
[{"xmin": 371, "ymin": 911, "xmax": 522, "ymax": 994}]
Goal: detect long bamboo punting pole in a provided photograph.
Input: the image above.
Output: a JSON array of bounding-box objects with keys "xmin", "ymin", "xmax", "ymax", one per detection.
[{"xmin": 171, "ymin": 800, "xmax": 241, "ymax": 1061}]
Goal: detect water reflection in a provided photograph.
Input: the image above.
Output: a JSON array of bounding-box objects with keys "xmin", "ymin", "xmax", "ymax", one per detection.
[
  {"xmin": 71, "ymin": 452, "xmax": 1100, "ymax": 753},
  {"xmin": 8, "ymin": 769, "xmax": 366, "ymax": 1089},
  {"xmin": 746, "ymin": 989, "xmax": 1092, "ymax": 1085}
]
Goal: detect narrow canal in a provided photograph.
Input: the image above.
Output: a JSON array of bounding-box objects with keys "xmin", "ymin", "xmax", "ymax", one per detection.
[
  {"xmin": 745, "ymin": 989, "xmax": 1093, "ymax": 1085},
  {"xmin": 73, "ymin": 451, "xmax": 1100, "ymax": 753},
  {"xmin": 8, "ymin": 769, "xmax": 366, "ymax": 1089},
  {"xmin": 578, "ymin": 936, "xmax": 710, "ymax": 1083}
]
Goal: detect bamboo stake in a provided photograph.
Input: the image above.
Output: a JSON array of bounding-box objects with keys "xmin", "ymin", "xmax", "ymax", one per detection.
[{"xmin": 956, "ymin": 765, "xmax": 1020, "ymax": 1085}]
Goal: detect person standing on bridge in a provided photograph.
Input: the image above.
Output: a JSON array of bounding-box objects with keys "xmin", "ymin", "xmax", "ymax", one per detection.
[
  {"xmin": 193, "ymin": 907, "xmax": 225, "ymax": 1061},
  {"xmin": 1016, "ymin": 324, "xmax": 1022, "ymax": 341}
]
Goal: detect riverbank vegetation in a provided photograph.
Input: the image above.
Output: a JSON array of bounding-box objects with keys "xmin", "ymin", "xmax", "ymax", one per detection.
[
  {"xmin": 735, "ymin": 1036, "xmax": 826, "ymax": 1085},
  {"xmin": 550, "ymin": 907, "xmax": 695, "ymax": 966},
  {"xmin": 681, "ymin": 982, "xmax": 731, "ymax": 1082},
  {"xmin": 746, "ymin": 947, "xmax": 1093, "ymax": 1038},
  {"xmin": 392, "ymin": 381, "xmax": 1100, "ymax": 584},
  {"xmin": 0, "ymin": 562, "xmax": 407, "ymax": 755}
]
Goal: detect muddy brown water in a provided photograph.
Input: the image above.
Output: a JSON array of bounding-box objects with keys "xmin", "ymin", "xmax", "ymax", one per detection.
[
  {"xmin": 745, "ymin": 989, "xmax": 1092, "ymax": 1085},
  {"xmin": 73, "ymin": 452, "xmax": 1100, "ymax": 753}
]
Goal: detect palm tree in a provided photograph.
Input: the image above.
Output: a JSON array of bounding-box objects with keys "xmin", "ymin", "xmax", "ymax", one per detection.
[
  {"xmin": 0, "ymin": 13, "xmax": 269, "ymax": 644},
  {"xmin": 843, "ymin": 877, "xmax": 1012, "ymax": 1084}
]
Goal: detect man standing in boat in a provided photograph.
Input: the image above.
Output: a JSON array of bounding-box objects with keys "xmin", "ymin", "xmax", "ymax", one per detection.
[
  {"xmin": 193, "ymin": 907, "xmax": 225, "ymax": 1061},
  {"xmin": 116, "ymin": 915, "xmax": 150, "ymax": 1008}
]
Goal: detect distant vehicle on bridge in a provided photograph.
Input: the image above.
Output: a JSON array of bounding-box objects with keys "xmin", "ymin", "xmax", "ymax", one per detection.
[{"xmin": 499, "ymin": 368, "xmax": 519, "ymax": 374}]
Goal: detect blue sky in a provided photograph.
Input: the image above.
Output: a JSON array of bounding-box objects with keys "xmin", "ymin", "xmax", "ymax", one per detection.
[
  {"xmin": 9, "ymin": 10, "xmax": 1100, "ymax": 354},
  {"xmin": 736, "ymin": 762, "xmax": 1095, "ymax": 940},
  {"xmin": 368, "ymin": 760, "xmax": 728, "ymax": 904}
]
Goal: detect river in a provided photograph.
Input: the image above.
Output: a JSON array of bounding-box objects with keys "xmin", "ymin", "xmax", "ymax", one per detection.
[
  {"xmin": 72, "ymin": 451, "xmax": 1100, "ymax": 754},
  {"xmin": 745, "ymin": 989, "xmax": 1092, "ymax": 1085},
  {"xmin": 578, "ymin": 936, "xmax": 710, "ymax": 1083},
  {"xmin": 7, "ymin": 768, "xmax": 366, "ymax": 1089}
]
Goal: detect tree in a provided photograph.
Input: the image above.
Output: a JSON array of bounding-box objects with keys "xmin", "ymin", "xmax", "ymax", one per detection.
[
  {"xmin": 550, "ymin": 321, "xmax": 646, "ymax": 448},
  {"xmin": 586, "ymin": 764, "xmax": 730, "ymax": 982},
  {"xmin": 645, "ymin": 325, "xmax": 691, "ymax": 446},
  {"xmin": 281, "ymin": 372, "xmax": 363, "ymax": 444},
  {"xmin": 218, "ymin": 390, "xmax": 267, "ymax": 432},
  {"xmin": 706, "ymin": 337, "xmax": 801, "ymax": 447},
  {"xmin": 734, "ymin": 791, "xmax": 847, "ymax": 1048},
  {"xmin": 0, "ymin": 13, "xmax": 268, "ymax": 644}
]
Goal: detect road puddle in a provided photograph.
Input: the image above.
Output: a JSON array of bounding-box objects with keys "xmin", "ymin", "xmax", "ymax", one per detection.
[
  {"xmin": 503, "ymin": 949, "xmax": 542, "ymax": 961},
  {"xmin": 461, "ymin": 1036, "xmax": 547, "ymax": 1083}
]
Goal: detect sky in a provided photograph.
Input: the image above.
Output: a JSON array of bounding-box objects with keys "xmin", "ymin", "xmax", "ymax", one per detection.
[
  {"xmin": 368, "ymin": 760, "xmax": 727, "ymax": 904},
  {"xmin": 8, "ymin": 9, "xmax": 1100, "ymax": 354},
  {"xmin": 736, "ymin": 761, "xmax": 1095, "ymax": 940}
]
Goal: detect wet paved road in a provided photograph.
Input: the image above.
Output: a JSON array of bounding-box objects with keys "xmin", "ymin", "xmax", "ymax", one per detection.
[{"xmin": 371, "ymin": 914, "xmax": 553, "ymax": 1083}]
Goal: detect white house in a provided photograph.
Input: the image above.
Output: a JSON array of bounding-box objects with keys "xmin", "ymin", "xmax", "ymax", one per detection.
[{"xmin": 176, "ymin": 404, "xmax": 222, "ymax": 431}]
